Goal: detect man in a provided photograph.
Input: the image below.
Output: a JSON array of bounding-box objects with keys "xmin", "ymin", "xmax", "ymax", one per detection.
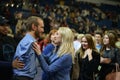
[
  {"xmin": 0, "ymin": 16, "xmax": 17, "ymax": 61},
  {"xmin": 94, "ymin": 30, "xmax": 103, "ymax": 52},
  {"xmin": 13, "ymin": 16, "xmax": 44, "ymax": 80},
  {"xmin": 0, "ymin": 16, "xmax": 24, "ymax": 80}
]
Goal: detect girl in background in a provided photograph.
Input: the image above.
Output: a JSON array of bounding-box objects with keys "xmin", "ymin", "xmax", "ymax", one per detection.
[{"xmin": 98, "ymin": 32, "xmax": 120, "ymax": 80}]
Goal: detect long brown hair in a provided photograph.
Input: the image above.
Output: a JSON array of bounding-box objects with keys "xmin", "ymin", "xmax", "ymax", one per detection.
[
  {"xmin": 100, "ymin": 32, "xmax": 116, "ymax": 55},
  {"xmin": 79, "ymin": 34, "xmax": 97, "ymax": 58}
]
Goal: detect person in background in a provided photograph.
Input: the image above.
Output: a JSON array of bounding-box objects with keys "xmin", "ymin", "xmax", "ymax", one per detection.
[
  {"xmin": 13, "ymin": 16, "xmax": 44, "ymax": 80},
  {"xmin": 116, "ymin": 37, "xmax": 120, "ymax": 48},
  {"xmin": 15, "ymin": 12, "xmax": 23, "ymax": 34},
  {"xmin": 48, "ymin": 29, "xmax": 58, "ymax": 44},
  {"xmin": 33, "ymin": 27, "xmax": 75, "ymax": 80},
  {"xmin": 93, "ymin": 30, "xmax": 103, "ymax": 80},
  {"xmin": 73, "ymin": 34, "xmax": 84, "ymax": 53},
  {"xmin": 94, "ymin": 30, "xmax": 103, "ymax": 52},
  {"xmin": 108, "ymin": 30, "xmax": 120, "ymax": 48},
  {"xmin": 73, "ymin": 33, "xmax": 81, "ymax": 53},
  {"xmin": 0, "ymin": 16, "xmax": 17, "ymax": 62},
  {"xmin": 71, "ymin": 34, "xmax": 100, "ymax": 80},
  {"xmin": 0, "ymin": 16, "xmax": 24, "ymax": 80},
  {"xmin": 98, "ymin": 32, "xmax": 120, "ymax": 80},
  {"xmin": 14, "ymin": 28, "xmax": 27, "ymax": 45},
  {"xmin": 40, "ymin": 29, "xmax": 58, "ymax": 56}
]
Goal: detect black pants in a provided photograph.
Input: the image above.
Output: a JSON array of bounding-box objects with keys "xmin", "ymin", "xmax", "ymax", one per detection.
[{"xmin": 13, "ymin": 76, "xmax": 33, "ymax": 80}]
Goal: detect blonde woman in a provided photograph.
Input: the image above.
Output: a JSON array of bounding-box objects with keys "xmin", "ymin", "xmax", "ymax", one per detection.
[{"xmin": 33, "ymin": 27, "xmax": 75, "ymax": 80}]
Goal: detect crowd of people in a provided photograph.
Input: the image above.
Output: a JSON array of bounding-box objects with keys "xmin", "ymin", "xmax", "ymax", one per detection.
[{"xmin": 0, "ymin": 1, "xmax": 120, "ymax": 80}]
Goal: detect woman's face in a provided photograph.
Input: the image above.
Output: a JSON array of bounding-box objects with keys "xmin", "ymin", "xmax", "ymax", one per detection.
[
  {"xmin": 103, "ymin": 35, "xmax": 109, "ymax": 45},
  {"xmin": 50, "ymin": 33, "xmax": 55, "ymax": 42},
  {"xmin": 81, "ymin": 37, "xmax": 89, "ymax": 50},
  {"xmin": 53, "ymin": 31, "xmax": 62, "ymax": 45}
]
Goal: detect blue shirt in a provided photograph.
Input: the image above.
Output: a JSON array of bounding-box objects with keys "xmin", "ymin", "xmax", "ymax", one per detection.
[
  {"xmin": 38, "ymin": 51, "xmax": 72, "ymax": 80},
  {"xmin": 96, "ymin": 44, "xmax": 102, "ymax": 52},
  {"xmin": 13, "ymin": 33, "xmax": 37, "ymax": 78}
]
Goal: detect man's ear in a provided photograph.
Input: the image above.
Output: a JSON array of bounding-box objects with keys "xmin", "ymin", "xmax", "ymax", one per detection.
[{"xmin": 32, "ymin": 23, "xmax": 37, "ymax": 31}]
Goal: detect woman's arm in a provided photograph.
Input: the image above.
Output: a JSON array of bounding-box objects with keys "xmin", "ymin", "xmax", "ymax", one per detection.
[
  {"xmin": 37, "ymin": 54, "xmax": 72, "ymax": 73},
  {"xmin": 100, "ymin": 57, "xmax": 111, "ymax": 64},
  {"xmin": 33, "ymin": 42, "xmax": 72, "ymax": 74}
]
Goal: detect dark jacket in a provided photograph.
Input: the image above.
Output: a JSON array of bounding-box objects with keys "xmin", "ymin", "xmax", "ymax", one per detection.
[
  {"xmin": 98, "ymin": 47, "xmax": 120, "ymax": 80},
  {"xmin": 71, "ymin": 50, "xmax": 100, "ymax": 80},
  {"xmin": 0, "ymin": 34, "xmax": 16, "ymax": 80},
  {"xmin": 0, "ymin": 34, "xmax": 17, "ymax": 61},
  {"xmin": 0, "ymin": 61, "xmax": 13, "ymax": 80}
]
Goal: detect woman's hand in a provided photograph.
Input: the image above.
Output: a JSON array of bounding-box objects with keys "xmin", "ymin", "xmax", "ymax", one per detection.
[
  {"xmin": 85, "ymin": 48, "xmax": 93, "ymax": 61},
  {"xmin": 12, "ymin": 58, "xmax": 24, "ymax": 69},
  {"xmin": 85, "ymin": 48, "xmax": 92, "ymax": 56},
  {"xmin": 32, "ymin": 42, "xmax": 41, "ymax": 55}
]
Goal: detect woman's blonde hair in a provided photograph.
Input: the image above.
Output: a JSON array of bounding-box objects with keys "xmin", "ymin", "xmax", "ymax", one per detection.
[{"xmin": 57, "ymin": 27, "xmax": 75, "ymax": 62}]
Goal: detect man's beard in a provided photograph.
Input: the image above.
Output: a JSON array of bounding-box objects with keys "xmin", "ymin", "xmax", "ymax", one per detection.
[{"xmin": 35, "ymin": 30, "xmax": 40, "ymax": 38}]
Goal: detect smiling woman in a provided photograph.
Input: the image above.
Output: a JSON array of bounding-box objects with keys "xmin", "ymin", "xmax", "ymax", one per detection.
[{"xmin": 71, "ymin": 34, "xmax": 100, "ymax": 80}]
